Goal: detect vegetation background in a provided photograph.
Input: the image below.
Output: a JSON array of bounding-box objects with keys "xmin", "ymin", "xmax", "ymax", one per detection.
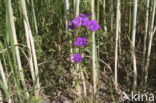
[{"xmin": 0, "ymin": 0, "xmax": 156, "ymax": 102}]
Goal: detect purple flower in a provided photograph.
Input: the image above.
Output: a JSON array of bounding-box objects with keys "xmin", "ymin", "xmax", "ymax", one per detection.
[
  {"xmin": 75, "ymin": 37, "xmax": 87, "ymax": 47},
  {"xmin": 87, "ymin": 19, "xmax": 100, "ymax": 32},
  {"xmin": 79, "ymin": 13, "xmax": 90, "ymax": 25},
  {"xmin": 68, "ymin": 22, "xmax": 75, "ymax": 30},
  {"xmin": 72, "ymin": 13, "xmax": 91, "ymax": 27},
  {"xmin": 72, "ymin": 16, "xmax": 83, "ymax": 27},
  {"xmin": 72, "ymin": 54, "xmax": 83, "ymax": 63},
  {"xmin": 81, "ymin": 17, "xmax": 89, "ymax": 25}
]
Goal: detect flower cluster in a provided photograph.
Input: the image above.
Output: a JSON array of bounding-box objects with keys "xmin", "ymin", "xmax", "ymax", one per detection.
[
  {"xmin": 69, "ymin": 13, "xmax": 100, "ymax": 32},
  {"xmin": 69, "ymin": 13, "xmax": 100, "ymax": 63}
]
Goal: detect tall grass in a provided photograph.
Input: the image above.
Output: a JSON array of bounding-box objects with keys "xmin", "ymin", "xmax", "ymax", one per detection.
[
  {"xmin": 0, "ymin": 90, "xmax": 2, "ymax": 102},
  {"xmin": 65, "ymin": 0, "xmax": 70, "ymax": 30},
  {"xmin": 97, "ymin": 0, "xmax": 100, "ymax": 24},
  {"xmin": 110, "ymin": 0, "xmax": 114, "ymax": 32},
  {"xmin": 128, "ymin": 0, "xmax": 132, "ymax": 34},
  {"xmin": 90, "ymin": 0, "xmax": 97, "ymax": 95},
  {"xmin": 0, "ymin": 61, "xmax": 11, "ymax": 103},
  {"xmin": 144, "ymin": 0, "xmax": 156, "ymax": 83},
  {"xmin": 114, "ymin": 0, "xmax": 120, "ymax": 91},
  {"xmin": 103, "ymin": 0, "xmax": 107, "ymax": 31},
  {"xmin": 132, "ymin": 0, "xmax": 138, "ymax": 91},
  {"xmin": 19, "ymin": 0, "xmax": 40, "ymax": 97},
  {"xmin": 142, "ymin": 0, "xmax": 150, "ymax": 83},
  {"xmin": 6, "ymin": 0, "xmax": 29, "ymax": 98},
  {"xmin": 31, "ymin": 0, "xmax": 38, "ymax": 35},
  {"xmin": 143, "ymin": 0, "xmax": 150, "ymax": 65}
]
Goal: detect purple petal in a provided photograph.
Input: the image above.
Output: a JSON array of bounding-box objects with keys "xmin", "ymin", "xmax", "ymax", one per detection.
[
  {"xmin": 68, "ymin": 22, "xmax": 74, "ymax": 30},
  {"xmin": 83, "ymin": 37, "xmax": 86, "ymax": 39},
  {"xmin": 79, "ymin": 13, "xmax": 85, "ymax": 17},
  {"xmin": 77, "ymin": 37, "xmax": 81, "ymax": 40},
  {"xmin": 72, "ymin": 19, "xmax": 78, "ymax": 24},
  {"xmin": 92, "ymin": 19, "xmax": 97, "ymax": 24},
  {"xmin": 75, "ymin": 41, "xmax": 78, "ymax": 45}
]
